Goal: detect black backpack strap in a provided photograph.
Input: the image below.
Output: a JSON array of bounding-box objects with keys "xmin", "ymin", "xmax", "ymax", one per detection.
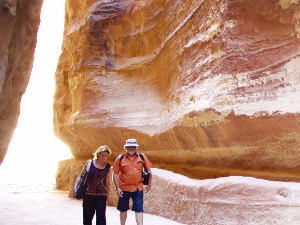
[
  {"xmin": 119, "ymin": 153, "xmax": 146, "ymax": 171},
  {"xmin": 119, "ymin": 154, "xmax": 125, "ymax": 165},
  {"xmin": 120, "ymin": 153, "xmax": 143, "ymax": 162},
  {"xmin": 87, "ymin": 159, "xmax": 92, "ymax": 172},
  {"xmin": 139, "ymin": 153, "xmax": 144, "ymax": 162},
  {"xmin": 139, "ymin": 153, "xmax": 148, "ymax": 172}
]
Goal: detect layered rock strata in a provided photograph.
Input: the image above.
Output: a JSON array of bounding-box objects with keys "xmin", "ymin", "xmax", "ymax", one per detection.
[
  {"xmin": 54, "ymin": 0, "xmax": 300, "ymax": 181},
  {"xmin": 0, "ymin": 0, "xmax": 43, "ymax": 164}
]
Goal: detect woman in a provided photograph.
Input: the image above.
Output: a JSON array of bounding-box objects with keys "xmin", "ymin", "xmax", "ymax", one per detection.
[{"xmin": 79, "ymin": 145, "xmax": 112, "ymax": 225}]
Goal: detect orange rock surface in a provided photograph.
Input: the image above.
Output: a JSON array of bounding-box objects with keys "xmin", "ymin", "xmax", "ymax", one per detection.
[{"xmin": 54, "ymin": 0, "xmax": 300, "ymax": 181}]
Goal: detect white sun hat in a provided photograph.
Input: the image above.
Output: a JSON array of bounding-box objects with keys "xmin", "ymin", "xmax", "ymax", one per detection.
[{"xmin": 124, "ymin": 138, "xmax": 139, "ymax": 147}]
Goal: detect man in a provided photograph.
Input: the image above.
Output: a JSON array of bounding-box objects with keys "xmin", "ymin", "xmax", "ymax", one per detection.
[{"xmin": 112, "ymin": 138, "xmax": 152, "ymax": 225}]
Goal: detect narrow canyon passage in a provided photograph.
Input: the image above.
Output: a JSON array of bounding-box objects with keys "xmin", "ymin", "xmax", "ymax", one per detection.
[{"xmin": 1, "ymin": 0, "xmax": 300, "ymax": 224}]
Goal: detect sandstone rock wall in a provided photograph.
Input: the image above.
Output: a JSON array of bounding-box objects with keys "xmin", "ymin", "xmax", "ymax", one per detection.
[
  {"xmin": 0, "ymin": 0, "xmax": 43, "ymax": 164},
  {"xmin": 54, "ymin": 0, "xmax": 300, "ymax": 181}
]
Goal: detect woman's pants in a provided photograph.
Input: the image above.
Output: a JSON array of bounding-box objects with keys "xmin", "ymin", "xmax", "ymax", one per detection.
[{"xmin": 83, "ymin": 195, "xmax": 107, "ymax": 225}]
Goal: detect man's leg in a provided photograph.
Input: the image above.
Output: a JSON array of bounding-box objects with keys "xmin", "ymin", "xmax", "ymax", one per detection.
[
  {"xmin": 135, "ymin": 212, "xmax": 143, "ymax": 225},
  {"xmin": 117, "ymin": 191, "xmax": 130, "ymax": 225},
  {"xmin": 120, "ymin": 211, "xmax": 127, "ymax": 225},
  {"xmin": 132, "ymin": 190, "xmax": 144, "ymax": 225}
]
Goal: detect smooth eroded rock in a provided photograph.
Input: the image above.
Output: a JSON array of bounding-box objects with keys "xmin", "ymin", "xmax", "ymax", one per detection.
[
  {"xmin": 54, "ymin": 0, "xmax": 300, "ymax": 181},
  {"xmin": 62, "ymin": 166, "xmax": 300, "ymax": 224}
]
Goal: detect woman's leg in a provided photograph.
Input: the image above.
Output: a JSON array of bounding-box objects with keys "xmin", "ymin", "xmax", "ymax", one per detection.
[
  {"xmin": 95, "ymin": 195, "xmax": 107, "ymax": 225},
  {"xmin": 83, "ymin": 196, "xmax": 95, "ymax": 225}
]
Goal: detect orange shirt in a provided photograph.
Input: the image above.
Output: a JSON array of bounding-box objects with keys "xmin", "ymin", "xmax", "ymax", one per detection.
[{"xmin": 112, "ymin": 153, "xmax": 152, "ymax": 192}]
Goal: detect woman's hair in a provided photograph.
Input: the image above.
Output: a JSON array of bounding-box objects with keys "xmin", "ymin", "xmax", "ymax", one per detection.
[{"xmin": 93, "ymin": 145, "xmax": 112, "ymax": 159}]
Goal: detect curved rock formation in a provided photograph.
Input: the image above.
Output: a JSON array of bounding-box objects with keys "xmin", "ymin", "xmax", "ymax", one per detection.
[
  {"xmin": 143, "ymin": 169, "xmax": 300, "ymax": 224},
  {"xmin": 0, "ymin": 0, "xmax": 43, "ymax": 164},
  {"xmin": 54, "ymin": 0, "xmax": 300, "ymax": 181},
  {"xmin": 69, "ymin": 168, "xmax": 300, "ymax": 224}
]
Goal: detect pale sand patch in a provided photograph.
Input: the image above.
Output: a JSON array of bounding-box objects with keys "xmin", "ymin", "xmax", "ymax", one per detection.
[{"xmin": 0, "ymin": 183, "xmax": 185, "ymax": 225}]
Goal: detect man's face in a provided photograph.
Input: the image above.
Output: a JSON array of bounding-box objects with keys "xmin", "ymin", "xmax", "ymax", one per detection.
[{"xmin": 126, "ymin": 146, "xmax": 137, "ymax": 156}]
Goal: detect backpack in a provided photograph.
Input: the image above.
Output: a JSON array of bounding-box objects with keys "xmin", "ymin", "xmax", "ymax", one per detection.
[{"xmin": 119, "ymin": 153, "xmax": 150, "ymax": 185}]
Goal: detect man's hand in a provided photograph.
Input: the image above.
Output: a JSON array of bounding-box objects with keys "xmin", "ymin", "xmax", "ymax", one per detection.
[
  {"xmin": 116, "ymin": 187, "xmax": 123, "ymax": 197},
  {"xmin": 144, "ymin": 184, "xmax": 151, "ymax": 193},
  {"xmin": 113, "ymin": 172, "xmax": 123, "ymax": 197}
]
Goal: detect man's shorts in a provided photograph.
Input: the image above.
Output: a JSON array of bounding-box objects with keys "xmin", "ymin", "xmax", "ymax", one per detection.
[{"xmin": 117, "ymin": 189, "xmax": 143, "ymax": 212}]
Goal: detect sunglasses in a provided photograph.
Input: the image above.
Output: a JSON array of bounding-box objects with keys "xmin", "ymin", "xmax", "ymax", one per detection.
[{"xmin": 126, "ymin": 146, "xmax": 137, "ymax": 149}]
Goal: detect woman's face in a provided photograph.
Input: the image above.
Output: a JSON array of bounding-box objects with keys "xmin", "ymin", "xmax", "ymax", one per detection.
[{"xmin": 97, "ymin": 152, "xmax": 108, "ymax": 162}]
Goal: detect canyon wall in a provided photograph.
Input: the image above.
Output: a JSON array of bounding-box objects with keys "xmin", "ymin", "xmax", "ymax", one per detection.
[
  {"xmin": 54, "ymin": 0, "xmax": 300, "ymax": 182},
  {"xmin": 0, "ymin": 0, "xmax": 43, "ymax": 164}
]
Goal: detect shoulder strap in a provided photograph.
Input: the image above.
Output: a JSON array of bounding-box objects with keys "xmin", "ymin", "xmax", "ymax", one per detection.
[
  {"xmin": 139, "ymin": 153, "xmax": 144, "ymax": 162},
  {"xmin": 119, "ymin": 153, "xmax": 145, "ymax": 167},
  {"xmin": 139, "ymin": 153, "xmax": 148, "ymax": 171},
  {"xmin": 119, "ymin": 154, "xmax": 125, "ymax": 165},
  {"xmin": 86, "ymin": 159, "xmax": 92, "ymax": 172}
]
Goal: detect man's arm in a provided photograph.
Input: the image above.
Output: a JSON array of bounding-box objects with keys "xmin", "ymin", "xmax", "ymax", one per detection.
[
  {"xmin": 113, "ymin": 171, "xmax": 123, "ymax": 197},
  {"xmin": 143, "ymin": 154, "xmax": 152, "ymax": 193},
  {"xmin": 144, "ymin": 168, "xmax": 152, "ymax": 193}
]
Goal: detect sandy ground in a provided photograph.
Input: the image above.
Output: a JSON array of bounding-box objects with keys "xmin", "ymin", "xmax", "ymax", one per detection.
[{"xmin": 0, "ymin": 183, "xmax": 185, "ymax": 225}]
